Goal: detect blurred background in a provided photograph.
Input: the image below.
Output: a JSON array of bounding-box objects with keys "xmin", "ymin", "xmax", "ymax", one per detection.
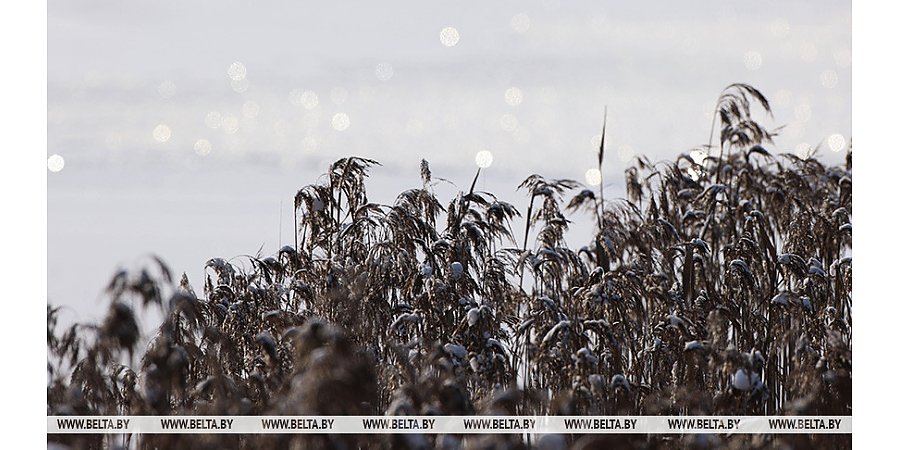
[{"xmin": 48, "ymin": 0, "xmax": 851, "ymax": 324}]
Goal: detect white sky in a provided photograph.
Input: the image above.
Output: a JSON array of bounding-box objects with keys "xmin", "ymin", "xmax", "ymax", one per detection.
[{"xmin": 47, "ymin": 0, "xmax": 851, "ymax": 323}]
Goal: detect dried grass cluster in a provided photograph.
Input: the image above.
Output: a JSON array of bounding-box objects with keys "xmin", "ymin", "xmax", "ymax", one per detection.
[{"xmin": 48, "ymin": 85, "xmax": 851, "ymax": 449}]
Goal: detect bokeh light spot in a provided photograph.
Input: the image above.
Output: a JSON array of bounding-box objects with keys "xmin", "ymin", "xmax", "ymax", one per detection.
[
  {"xmin": 833, "ymin": 46, "xmax": 851, "ymax": 67},
  {"xmin": 227, "ymin": 61, "xmax": 247, "ymax": 81},
  {"xmin": 585, "ymin": 168, "xmax": 602, "ymax": 186},
  {"xmin": 157, "ymin": 80, "xmax": 176, "ymax": 99},
  {"xmin": 475, "ymin": 150, "xmax": 494, "ymax": 168},
  {"xmin": 440, "ymin": 27, "xmax": 460, "ymax": 47},
  {"xmin": 820, "ymin": 70, "xmax": 839, "ymax": 89},
  {"xmin": 743, "ymin": 51, "xmax": 762, "ymax": 70},
  {"xmin": 375, "ymin": 63, "xmax": 394, "ymax": 81},
  {"xmin": 298, "ymin": 91, "xmax": 319, "ymax": 109},
  {"xmin": 828, "ymin": 133, "xmax": 846, "ymax": 152},
  {"xmin": 505, "ymin": 87, "xmax": 524, "ymax": 106},
  {"xmin": 332, "ymin": 113, "xmax": 350, "ymax": 131},
  {"xmin": 194, "ymin": 139, "xmax": 212, "ymax": 156},
  {"xmin": 153, "ymin": 124, "xmax": 172, "ymax": 143},
  {"xmin": 500, "ymin": 114, "xmax": 518, "ymax": 131},
  {"xmin": 510, "ymin": 13, "xmax": 531, "ymax": 33},
  {"xmin": 795, "ymin": 142, "xmax": 812, "ymax": 158},
  {"xmin": 222, "ymin": 116, "xmax": 240, "ymax": 134},
  {"xmin": 48, "ymin": 154, "xmax": 65, "ymax": 172},
  {"xmin": 205, "ymin": 111, "xmax": 223, "ymax": 129},
  {"xmin": 769, "ymin": 18, "xmax": 790, "ymax": 38}
]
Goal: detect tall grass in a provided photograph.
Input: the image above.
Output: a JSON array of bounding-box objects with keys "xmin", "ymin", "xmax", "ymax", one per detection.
[{"xmin": 48, "ymin": 85, "xmax": 851, "ymax": 449}]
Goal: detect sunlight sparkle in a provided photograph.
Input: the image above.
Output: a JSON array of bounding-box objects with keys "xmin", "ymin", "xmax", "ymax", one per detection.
[
  {"xmin": 153, "ymin": 124, "xmax": 172, "ymax": 143},
  {"xmin": 48, "ymin": 154, "xmax": 65, "ymax": 172},
  {"xmin": 332, "ymin": 113, "xmax": 351, "ymax": 131},
  {"xmin": 585, "ymin": 168, "xmax": 602, "ymax": 186},
  {"xmin": 505, "ymin": 87, "xmax": 524, "ymax": 106},
  {"xmin": 193, "ymin": 139, "xmax": 212, "ymax": 156},
  {"xmin": 828, "ymin": 134, "xmax": 846, "ymax": 152},
  {"xmin": 475, "ymin": 150, "xmax": 494, "ymax": 168},
  {"xmin": 440, "ymin": 27, "xmax": 460, "ymax": 47}
]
